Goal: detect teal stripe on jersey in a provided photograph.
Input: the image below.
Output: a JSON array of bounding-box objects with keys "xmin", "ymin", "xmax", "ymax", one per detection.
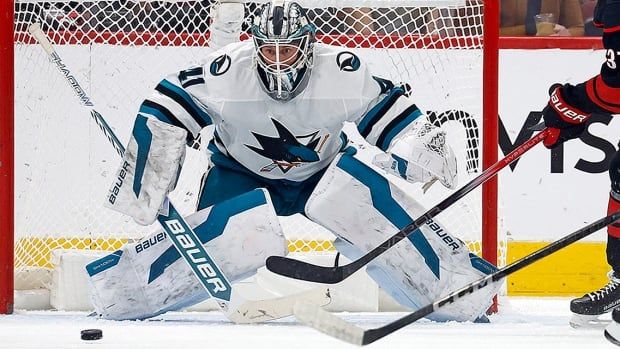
[
  {"xmin": 139, "ymin": 104, "xmax": 174, "ymax": 125},
  {"xmin": 378, "ymin": 108, "xmax": 422, "ymax": 151},
  {"xmin": 357, "ymin": 86, "xmax": 406, "ymax": 138},
  {"xmin": 157, "ymin": 79, "xmax": 212, "ymax": 127}
]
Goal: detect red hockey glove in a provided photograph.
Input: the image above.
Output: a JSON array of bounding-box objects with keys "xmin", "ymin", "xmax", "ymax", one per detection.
[{"xmin": 542, "ymin": 84, "xmax": 592, "ymax": 149}]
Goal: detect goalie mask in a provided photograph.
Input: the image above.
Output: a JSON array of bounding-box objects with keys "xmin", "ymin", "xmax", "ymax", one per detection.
[{"xmin": 252, "ymin": 0, "xmax": 316, "ymax": 101}]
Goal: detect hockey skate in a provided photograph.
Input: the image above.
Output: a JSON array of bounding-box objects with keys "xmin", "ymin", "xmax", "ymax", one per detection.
[
  {"xmin": 569, "ymin": 271, "xmax": 620, "ymax": 328},
  {"xmin": 605, "ymin": 307, "xmax": 620, "ymax": 346}
]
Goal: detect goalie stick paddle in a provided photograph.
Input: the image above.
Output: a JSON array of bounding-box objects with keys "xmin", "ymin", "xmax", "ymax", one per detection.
[
  {"xmin": 27, "ymin": 23, "xmax": 331, "ymax": 323},
  {"xmin": 266, "ymin": 127, "xmax": 551, "ymax": 283},
  {"xmin": 294, "ymin": 211, "xmax": 620, "ymax": 346}
]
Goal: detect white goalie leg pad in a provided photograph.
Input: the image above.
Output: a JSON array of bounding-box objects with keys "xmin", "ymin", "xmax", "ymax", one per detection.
[
  {"xmin": 306, "ymin": 152, "xmax": 499, "ymax": 322},
  {"xmin": 105, "ymin": 115, "xmax": 187, "ymax": 226},
  {"xmin": 88, "ymin": 188, "xmax": 285, "ymax": 320}
]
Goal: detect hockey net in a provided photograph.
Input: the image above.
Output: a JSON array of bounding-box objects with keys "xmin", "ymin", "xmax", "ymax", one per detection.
[{"xmin": 8, "ymin": 0, "xmax": 502, "ymax": 310}]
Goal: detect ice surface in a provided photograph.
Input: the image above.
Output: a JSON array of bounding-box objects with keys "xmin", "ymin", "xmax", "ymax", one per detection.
[{"xmin": 0, "ymin": 297, "xmax": 614, "ymax": 349}]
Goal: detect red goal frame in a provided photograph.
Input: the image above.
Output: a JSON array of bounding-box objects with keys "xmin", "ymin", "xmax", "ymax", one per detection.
[
  {"xmin": 0, "ymin": 0, "xmax": 501, "ymax": 314},
  {"xmin": 0, "ymin": 0, "xmax": 15, "ymax": 315}
]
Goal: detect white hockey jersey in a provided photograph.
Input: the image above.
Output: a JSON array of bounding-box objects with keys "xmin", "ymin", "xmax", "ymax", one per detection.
[{"xmin": 138, "ymin": 41, "xmax": 423, "ymax": 181}]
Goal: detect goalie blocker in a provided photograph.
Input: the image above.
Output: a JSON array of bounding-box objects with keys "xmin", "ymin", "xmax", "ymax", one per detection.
[{"xmin": 105, "ymin": 114, "xmax": 187, "ymax": 226}]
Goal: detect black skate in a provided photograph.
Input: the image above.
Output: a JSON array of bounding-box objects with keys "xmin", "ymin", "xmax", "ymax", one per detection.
[
  {"xmin": 569, "ymin": 272, "xmax": 620, "ymax": 328},
  {"xmin": 605, "ymin": 308, "xmax": 620, "ymax": 346}
]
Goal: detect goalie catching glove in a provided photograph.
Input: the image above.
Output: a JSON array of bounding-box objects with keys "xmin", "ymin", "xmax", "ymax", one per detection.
[{"xmin": 372, "ymin": 120, "xmax": 457, "ymax": 190}]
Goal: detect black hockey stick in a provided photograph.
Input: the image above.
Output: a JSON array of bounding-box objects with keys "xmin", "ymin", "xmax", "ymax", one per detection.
[
  {"xmin": 266, "ymin": 128, "xmax": 551, "ymax": 283},
  {"xmin": 294, "ymin": 211, "xmax": 620, "ymax": 345}
]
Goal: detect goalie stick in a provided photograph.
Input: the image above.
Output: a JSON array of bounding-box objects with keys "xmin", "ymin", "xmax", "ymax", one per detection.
[
  {"xmin": 294, "ymin": 211, "xmax": 620, "ymax": 346},
  {"xmin": 28, "ymin": 23, "xmax": 330, "ymax": 323},
  {"xmin": 266, "ymin": 127, "xmax": 551, "ymax": 283}
]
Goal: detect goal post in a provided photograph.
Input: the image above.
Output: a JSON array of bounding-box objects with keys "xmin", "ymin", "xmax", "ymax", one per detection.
[
  {"xmin": 1, "ymin": 0, "xmax": 499, "ymax": 313},
  {"xmin": 0, "ymin": 0, "xmax": 15, "ymax": 315},
  {"xmin": 482, "ymin": 0, "xmax": 499, "ymax": 312}
]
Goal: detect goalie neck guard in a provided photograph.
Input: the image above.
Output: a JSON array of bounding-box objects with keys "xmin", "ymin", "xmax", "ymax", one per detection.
[{"xmin": 252, "ymin": 0, "xmax": 316, "ymax": 101}]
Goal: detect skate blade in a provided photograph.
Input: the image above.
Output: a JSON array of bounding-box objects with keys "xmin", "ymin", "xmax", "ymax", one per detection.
[
  {"xmin": 605, "ymin": 330, "xmax": 620, "ymax": 346},
  {"xmin": 569, "ymin": 314, "xmax": 611, "ymax": 329},
  {"xmin": 606, "ymin": 319, "xmax": 620, "ymax": 346}
]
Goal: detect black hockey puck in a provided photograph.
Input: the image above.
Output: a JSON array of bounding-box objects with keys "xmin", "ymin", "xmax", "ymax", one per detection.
[{"xmin": 81, "ymin": 329, "xmax": 103, "ymax": 341}]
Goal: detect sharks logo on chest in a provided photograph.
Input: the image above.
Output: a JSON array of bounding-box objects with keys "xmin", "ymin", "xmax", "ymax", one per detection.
[{"xmin": 245, "ymin": 118, "xmax": 329, "ymax": 173}]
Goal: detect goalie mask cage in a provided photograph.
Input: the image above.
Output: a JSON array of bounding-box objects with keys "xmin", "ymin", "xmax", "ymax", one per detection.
[{"xmin": 0, "ymin": 0, "xmax": 499, "ymax": 314}]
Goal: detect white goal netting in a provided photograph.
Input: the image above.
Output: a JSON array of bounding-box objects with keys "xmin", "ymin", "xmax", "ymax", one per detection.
[{"xmin": 12, "ymin": 0, "xmax": 503, "ymax": 297}]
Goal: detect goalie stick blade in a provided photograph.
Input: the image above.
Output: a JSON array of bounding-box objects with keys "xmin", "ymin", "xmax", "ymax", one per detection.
[
  {"xmin": 294, "ymin": 301, "xmax": 365, "ymax": 346},
  {"xmin": 605, "ymin": 329, "xmax": 620, "ymax": 347},
  {"xmin": 605, "ymin": 320, "xmax": 620, "ymax": 346},
  {"xmin": 227, "ymin": 287, "xmax": 332, "ymax": 324}
]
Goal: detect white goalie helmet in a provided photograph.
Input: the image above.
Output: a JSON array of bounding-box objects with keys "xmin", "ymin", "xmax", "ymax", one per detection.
[{"xmin": 251, "ymin": 0, "xmax": 316, "ymax": 101}]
